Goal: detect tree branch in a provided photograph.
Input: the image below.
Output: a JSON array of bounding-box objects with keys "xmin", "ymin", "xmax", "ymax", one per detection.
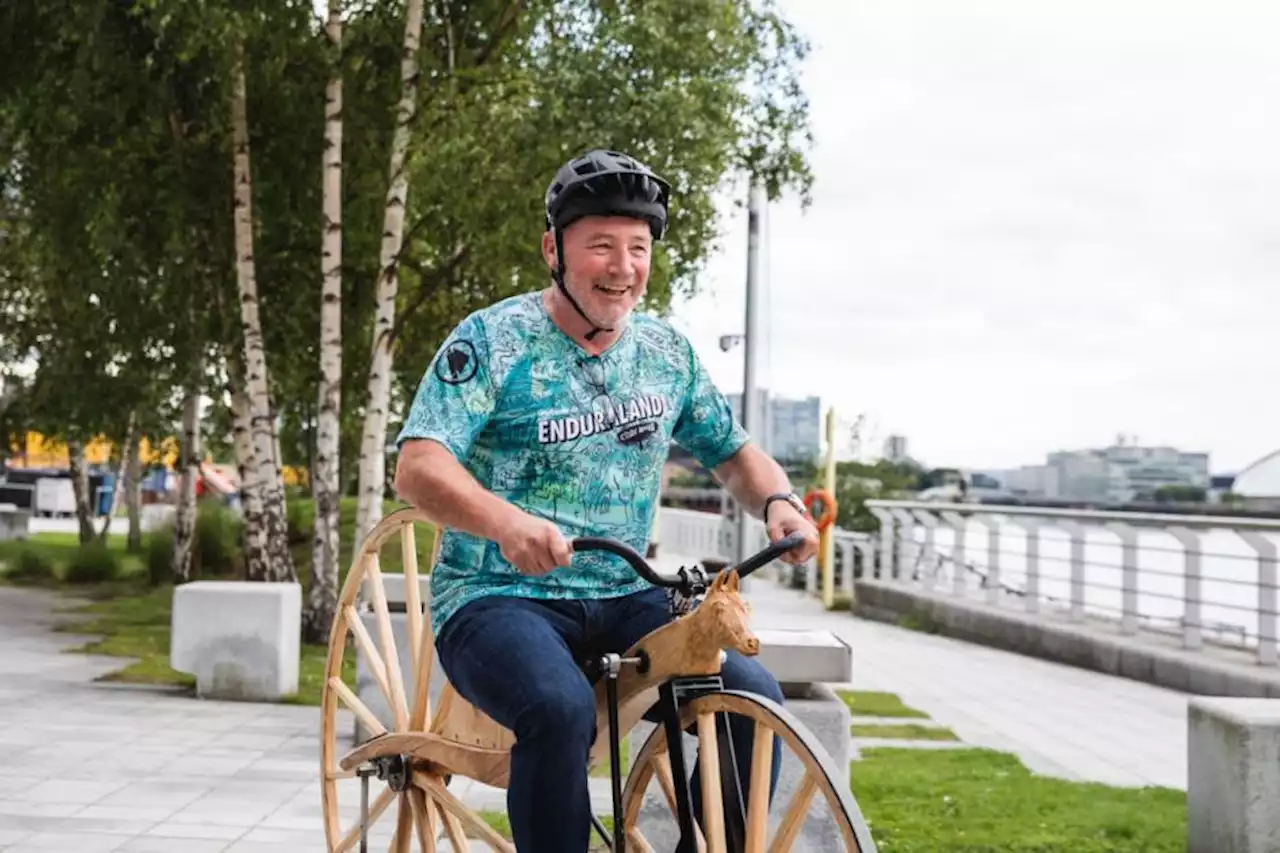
[
  {"xmin": 388, "ymin": 243, "xmax": 470, "ymax": 348},
  {"xmin": 473, "ymin": 0, "xmax": 524, "ymax": 68}
]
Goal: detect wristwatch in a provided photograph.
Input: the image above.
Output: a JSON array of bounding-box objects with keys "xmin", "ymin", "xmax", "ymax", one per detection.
[{"xmin": 762, "ymin": 492, "xmax": 807, "ymax": 524}]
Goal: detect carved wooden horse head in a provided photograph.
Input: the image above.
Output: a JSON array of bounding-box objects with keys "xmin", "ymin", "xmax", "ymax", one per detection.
[{"xmin": 688, "ymin": 568, "xmax": 759, "ymax": 657}]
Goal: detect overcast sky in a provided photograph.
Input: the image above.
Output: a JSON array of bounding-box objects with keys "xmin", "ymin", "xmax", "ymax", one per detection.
[{"xmin": 665, "ymin": 0, "xmax": 1280, "ymax": 474}]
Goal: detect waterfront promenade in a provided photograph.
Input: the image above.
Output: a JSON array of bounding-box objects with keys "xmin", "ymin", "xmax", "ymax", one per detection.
[{"xmin": 0, "ymin": 546, "xmax": 1191, "ymax": 851}]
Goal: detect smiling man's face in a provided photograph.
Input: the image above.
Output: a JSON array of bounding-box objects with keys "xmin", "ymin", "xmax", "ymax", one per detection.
[{"xmin": 546, "ymin": 215, "xmax": 654, "ymax": 329}]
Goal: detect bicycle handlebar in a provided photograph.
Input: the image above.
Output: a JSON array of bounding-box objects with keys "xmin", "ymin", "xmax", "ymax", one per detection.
[{"xmin": 571, "ymin": 532, "xmax": 807, "ymax": 591}]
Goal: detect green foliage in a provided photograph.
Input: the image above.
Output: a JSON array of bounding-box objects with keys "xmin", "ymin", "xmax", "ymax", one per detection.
[
  {"xmin": 1153, "ymin": 485, "xmax": 1206, "ymax": 504},
  {"xmin": 4, "ymin": 546, "xmax": 57, "ymax": 584},
  {"xmin": 797, "ymin": 459, "xmax": 923, "ymax": 533},
  {"xmin": 145, "ymin": 526, "xmax": 174, "ymax": 587},
  {"xmin": 64, "ymin": 540, "xmax": 121, "ymax": 584},
  {"xmin": 1, "ymin": 0, "xmax": 816, "ymax": 565},
  {"xmin": 194, "ymin": 499, "xmax": 244, "ymax": 578}
]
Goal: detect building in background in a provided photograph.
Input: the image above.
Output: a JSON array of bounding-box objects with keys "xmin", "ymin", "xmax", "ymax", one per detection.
[
  {"xmin": 726, "ymin": 393, "xmax": 822, "ymax": 463},
  {"xmin": 1231, "ymin": 450, "xmax": 1280, "ymax": 510},
  {"xmin": 882, "ymin": 434, "xmax": 909, "ymax": 463},
  {"xmin": 984, "ymin": 439, "xmax": 1210, "ymax": 503}
]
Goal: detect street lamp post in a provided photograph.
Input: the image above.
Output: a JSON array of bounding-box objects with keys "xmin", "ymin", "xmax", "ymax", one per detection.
[{"xmin": 736, "ymin": 182, "xmax": 765, "ymax": 577}]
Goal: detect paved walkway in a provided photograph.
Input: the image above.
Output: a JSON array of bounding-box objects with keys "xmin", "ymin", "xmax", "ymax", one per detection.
[{"xmin": 0, "ymin": 552, "xmax": 1193, "ymax": 851}]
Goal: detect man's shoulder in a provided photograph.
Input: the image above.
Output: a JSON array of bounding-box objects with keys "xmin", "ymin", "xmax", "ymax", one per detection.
[
  {"xmin": 630, "ymin": 312, "xmax": 695, "ymax": 366},
  {"xmin": 456, "ymin": 291, "xmax": 545, "ymax": 341}
]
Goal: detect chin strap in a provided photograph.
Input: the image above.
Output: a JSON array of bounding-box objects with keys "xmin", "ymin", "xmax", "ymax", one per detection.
[{"xmin": 554, "ymin": 229, "xmax": 613, "ymax": 341}]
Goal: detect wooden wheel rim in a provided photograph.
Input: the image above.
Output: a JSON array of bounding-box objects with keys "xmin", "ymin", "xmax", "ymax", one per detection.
[
  {"xmin": 621, "ymin": 689, "xmax": 878, "ymax": 853},
  {"xmin": 319, "ymin": 506, "xmax": 442, "ymax": 852}
]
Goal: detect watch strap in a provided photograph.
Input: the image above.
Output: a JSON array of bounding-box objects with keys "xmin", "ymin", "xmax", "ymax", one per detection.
[{"xmin": 763, "ymin": 492, "xmax": 806, "ymax": 524}]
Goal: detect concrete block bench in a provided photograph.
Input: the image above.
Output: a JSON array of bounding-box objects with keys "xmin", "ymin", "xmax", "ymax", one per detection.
[
  {"xmin": 0, "ymin": 504, "xmax": 30, "ymax": 541},
  {"xmin": 1188, "ymin": 697, "xmax": 1280, "ymax": 853},
  {"xmin": 170, "ymin": 581, "xmax": 301, "ymax": 701}
]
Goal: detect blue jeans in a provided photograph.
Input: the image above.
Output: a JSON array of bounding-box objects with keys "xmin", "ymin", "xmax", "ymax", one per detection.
[{"xmin": 434, "ymin": 585, "xmax": 785, "ymax": 853}]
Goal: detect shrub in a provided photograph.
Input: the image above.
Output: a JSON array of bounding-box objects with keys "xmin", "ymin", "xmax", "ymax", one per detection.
[
  {"xmin": 195, "ymin": 499, "xmax": 243, "ymax": 578},
  {"xmin": 5, "ymin": 546, "xmax": 56, "ymax": 584},
  {"xmin": 287, "ymin": 497, "xmax": 314, "ymax": 546},
  {"xmin": 64, "ymin": 541, "xmax": 120, "ymax": 584},
  {"xmin": 145, "ymin": 525, "xmax": 174, "ymax": 586}
]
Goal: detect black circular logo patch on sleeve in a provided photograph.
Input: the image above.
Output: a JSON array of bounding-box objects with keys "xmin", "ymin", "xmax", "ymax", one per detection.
[{"xmin": 435, "ymin": 340, "xmax": 478, "ymax": 385}]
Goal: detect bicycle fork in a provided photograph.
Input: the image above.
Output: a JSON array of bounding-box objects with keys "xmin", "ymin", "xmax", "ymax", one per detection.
[{"xmin": 659, "ymin": 677, "xmax": 750, "ymax": 853}]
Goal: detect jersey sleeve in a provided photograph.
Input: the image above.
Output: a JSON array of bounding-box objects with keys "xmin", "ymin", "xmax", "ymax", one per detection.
[
  {"xmin": 396, "ymin": 313, "xmax": 497, "ymax": 461},
  {"xmin": 671, "ymin": 338, "xmax": 750, "ymax": 470}
]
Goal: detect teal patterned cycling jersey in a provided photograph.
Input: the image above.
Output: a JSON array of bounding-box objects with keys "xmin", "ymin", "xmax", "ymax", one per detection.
[{"xmin": 396, "ymin": 290, "xmax": 749, "ymax": 636}]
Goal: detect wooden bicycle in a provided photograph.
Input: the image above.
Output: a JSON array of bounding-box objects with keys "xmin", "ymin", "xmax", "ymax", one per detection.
[{"xmin": 319, "ymin": 507, "xmax": 878, "ymax": 852}]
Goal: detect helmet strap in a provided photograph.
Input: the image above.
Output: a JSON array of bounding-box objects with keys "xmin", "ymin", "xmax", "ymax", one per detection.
[{"xmin": 553, "ymin": 228, "xmax": 613, "ymax": 342}]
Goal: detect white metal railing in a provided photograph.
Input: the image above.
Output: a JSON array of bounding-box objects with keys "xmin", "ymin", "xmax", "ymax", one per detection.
[
  {"xmin": 655, "ymin": 506, "xmax": 875, "ymax": 599},
  {"xmin": 865, "ymin": 498, "xmax": 1280, "ymax": 666}
]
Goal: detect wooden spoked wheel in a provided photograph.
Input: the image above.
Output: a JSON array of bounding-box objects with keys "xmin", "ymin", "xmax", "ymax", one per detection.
[
  {"xmin": 621, "ymin": 690, "xmax": 877, "ymax": 853},
  {"xmin": 319, "ymin": 507, "xmax": 501, "ymax": 852}
]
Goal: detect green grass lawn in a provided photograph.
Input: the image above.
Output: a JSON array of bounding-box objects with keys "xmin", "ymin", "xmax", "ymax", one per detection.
[
  {"xmin": 851, "ymin": 722, "xmax": 960, "ymax": 741},
  {"xmin": 836, "ymin": 688, "xmax": 930, "ymax": 719},
  {"xmin": 835, "ymin": 689, "xmax": 1185, "ymax": 851},
  {"xmin": 851, "ymin": 747, "xmax": 1185, "ymax": 852}
]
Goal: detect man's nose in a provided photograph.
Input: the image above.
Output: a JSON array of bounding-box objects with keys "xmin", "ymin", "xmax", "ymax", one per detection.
[{"xmin": 608, "ymin": 249, "xmax": 634, "ymax": 276}]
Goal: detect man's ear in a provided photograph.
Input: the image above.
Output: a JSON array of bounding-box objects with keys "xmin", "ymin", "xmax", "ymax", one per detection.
[{"xmin": 541, "ymin": 230, "xmax": 557, "ymax": 271}]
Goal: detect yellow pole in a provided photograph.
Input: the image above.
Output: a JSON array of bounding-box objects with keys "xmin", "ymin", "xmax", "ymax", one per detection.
[{"xmin": 821, "ymin": 407, "xmax": 838, "ymax": 608}]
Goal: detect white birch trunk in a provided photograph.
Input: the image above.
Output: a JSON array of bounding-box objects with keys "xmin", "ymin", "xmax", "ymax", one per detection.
[
  {"xmin": 304, "ymin": 0, "xmax": 345, "ymax": 644},
  {"xmin": 125, "ymin": 431, "xmax": 142, "ymax": 553},
  {"xmin": 231, "ymin": 384, "xmax": 268, "ymax": 580},
  {"xmin": 231, "ymin": 37, "xmax": 296, "ymax": 584},
  {"xmin": 171, "ymin": 386, "xmax": 202, "ymax": 582},
  {"xmin": 97, "ymin": 411, "xmax": 135, "ymax": 540},
  {"xmin": 67, "ymin": 439, "xmax": 96, "ymax": 544},
  {"xmin": 353, "ymin": 0, "xmax": 425, "ymax": 554}
]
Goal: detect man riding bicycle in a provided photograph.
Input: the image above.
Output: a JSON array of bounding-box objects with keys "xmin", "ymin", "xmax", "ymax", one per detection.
[{"xmin": 393, "ymin": 148, "xmax": 819, "ymax": 852}]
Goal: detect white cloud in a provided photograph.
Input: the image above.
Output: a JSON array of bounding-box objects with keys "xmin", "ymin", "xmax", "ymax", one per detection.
[{"xmin": 669, "ymin": 0, "xmax": 1280, "ymax": 473}]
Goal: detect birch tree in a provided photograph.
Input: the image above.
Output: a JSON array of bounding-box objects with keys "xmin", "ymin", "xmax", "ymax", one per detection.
[
  {"xmin": 171, "ymin": 379, "xmax": 202, "ymax": 582},
  {"xmin": 230, "ymin": 36, "xmax": 297, "ymax": 584},
  {"xmin": 353, "ymin": 0, "xmax": 426, "ymax": 553},
  {"xmin": 305, "ymin": 0, "xmax": 346, "ymax": 643}
]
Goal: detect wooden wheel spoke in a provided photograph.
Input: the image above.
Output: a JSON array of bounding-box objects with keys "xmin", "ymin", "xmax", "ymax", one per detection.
[
  {"xmin": 768, "ymin": 772, "xmax": 817, "ymax": 853},
  {"xmin": 329, "ymin": 676, "xmax": 387, "ymax": 738},
  {"xmin": 437, "ymin": 800, "xmax": 469, "ymax": 853},
  {"xmin": 408, "ymin": 788, "xmax": 435, "ymax": 852},
  {"xmin": 696, "ymin": 712, "xmax": 727, "ymax": 853},
  {"xmin": 745, "ymin": 722, "xmax": 774, "ymax": 853},
  {"xmin": 344, "ymin": 604, "xmax": 393, "ymax": 710},
  {"xmin": 627, "ymin": 827, "xmax": 657, "ymax": 853},
  {"xmin": 402, "ymin": 524, "xmax": 423, "ymax": 672},
  {"xmin": 366, "ymin": 554, "xmax": 411, "ymax": 731},
  {"xmin": 391, "ymin": 792, "xmax": 414, "ymax": 853},
  {"xmin": 416, "ymin": 775, "xmax": 512, "ymax": 852}
]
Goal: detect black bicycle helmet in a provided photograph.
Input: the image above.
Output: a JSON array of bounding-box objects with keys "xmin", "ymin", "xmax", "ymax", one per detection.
[{"xmin": 543, "ymin": 149, "xmax": 672, "ymax": 340}]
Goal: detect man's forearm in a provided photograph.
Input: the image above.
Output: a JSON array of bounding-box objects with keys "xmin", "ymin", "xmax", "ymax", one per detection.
[
  {"xmin": 712, "ymin": 443, "xmax": 794, "ymax": 518},
  {"xmin": 393, "ymin": 440, "xmax": 524, "ymax": 541}
]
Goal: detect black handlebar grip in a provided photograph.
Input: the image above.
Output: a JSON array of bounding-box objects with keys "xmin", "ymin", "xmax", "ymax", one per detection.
[{"xmin": 735, "ymin": 531, "xmax": 806, "ymax": 579}]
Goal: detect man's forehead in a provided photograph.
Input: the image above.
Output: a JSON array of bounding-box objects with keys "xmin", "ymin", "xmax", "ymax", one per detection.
[{"xmin": 571, "ymin": 216, "xmax": 652, "ymax": 240}]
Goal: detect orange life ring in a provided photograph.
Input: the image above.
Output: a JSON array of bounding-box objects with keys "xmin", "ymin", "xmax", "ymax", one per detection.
[{"xmin": 803, "ymin": 488, "xmax": 837, "ymax": 532}]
